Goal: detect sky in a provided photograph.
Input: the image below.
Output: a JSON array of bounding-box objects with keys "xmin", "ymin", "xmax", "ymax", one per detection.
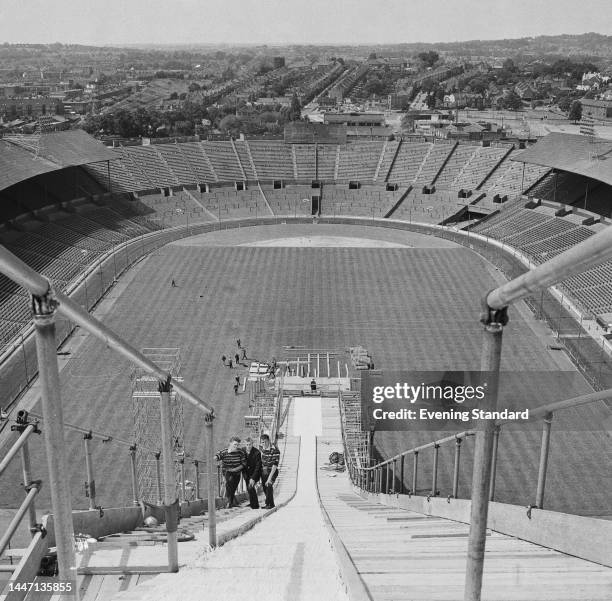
[{"xmin": 0, "ymin": 0, "xmax": 610, "ymax": 46}]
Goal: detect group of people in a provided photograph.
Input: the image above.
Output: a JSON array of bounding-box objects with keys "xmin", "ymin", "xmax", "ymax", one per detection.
[
  {"xmin": 221, "ymin": 339, "xmax": 249, "ymax": 394},
  {"xmin": 215, "ymin": 433, "xmax": 280, "ymax": 509}
]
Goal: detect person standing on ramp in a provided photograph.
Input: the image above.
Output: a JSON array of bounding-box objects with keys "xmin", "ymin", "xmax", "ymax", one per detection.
[{"xmin": 260, "ymin": 433, "xmax": 280, "ymax": 509}]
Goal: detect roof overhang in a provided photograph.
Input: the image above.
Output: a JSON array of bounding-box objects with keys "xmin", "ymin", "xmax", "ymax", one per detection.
[{"xmin": 513, "ymin": 132, "xmax": 612, "ymax": 187}]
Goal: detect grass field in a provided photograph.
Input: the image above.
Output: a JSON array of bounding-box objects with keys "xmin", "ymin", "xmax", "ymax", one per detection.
[{"xmin": 1, "ymin": 224, "xmax": 610, "ymax": 517}]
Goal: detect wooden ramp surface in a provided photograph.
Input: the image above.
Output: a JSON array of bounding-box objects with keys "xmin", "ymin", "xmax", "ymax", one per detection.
[
  {"xmin": 317, "ymin": 398, "xmax": 612, "ymax": 601},
  {"xmin": 73, "ymin": 432, "xmax": 301, "ymax": 601}
]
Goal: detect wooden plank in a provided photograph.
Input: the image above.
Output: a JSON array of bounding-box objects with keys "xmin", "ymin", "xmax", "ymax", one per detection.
[
  {"xmin": 78, "ymin": 566, "xmax": 171, "ymax": 575},
  {"xmin": 80, "ymin": 574, "xmax": 105, "ymax": 601}
]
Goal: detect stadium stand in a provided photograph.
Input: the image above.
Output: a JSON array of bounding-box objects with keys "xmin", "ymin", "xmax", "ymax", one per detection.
[
  {"xmin": 84, "ymin": 158, "xmax": 145, "ymax": 193},
  {"xmin": 434, "ymin": 144, "xmax": 478, "ymax": 188},
  {"xmin": 201, "ymin": 141, "xmax": 244, "ymax": 181},
  {"xmin": 316, "ymin": 144, "xmax": 338, "ymax": 180},
  {"xmin": 485, "ymin": 151, "xmax": 551, "ymax": 199},
  {"xmin": 375, "ymin": 139, "xmax": 400, "ymax": 181},
  {"xmin": 321, "ymin": 183, "xmax": 404, "ymax": 218},
  {"xmin": 264, "ymin": 184, "xmax": 313, "ymax": 216},
  {"xmin": 127, "ymin": 146, "xmax": 180, "ymax": 187},
  {"xmin": 414, "ymin": 142, "xmax": 455, "ymax": 186},
  {"xmin": 386, "ymin": 141, "xmax": 430, "ymax": 184},
  {"xmin": 179, "ymin": 142, "xmax": 218, "ymax": 182},
  {"xmin": 246, "ymin": 140, "xmax": 294, "ymax": 180},
  {"xmin": 156, "ymin": 142, "xmax": 199, "ymax": 184},
  {"xmin": 293, "ymin": 144, "xmax": 316, "ymax": 179},
  {"xmin": 233, "ymin": 140, "xmax": 257, "ymax": 180},
  {"xmin": 454, "ymin": 145, "xmax": 511, "ymax": 191},
  {"xmin": 528, "ymin": 170, "xmax": 590, "ymax": 205},
  {"xmin": 336, "ymin": 141, "xmax": 383, "ymax": 181}
]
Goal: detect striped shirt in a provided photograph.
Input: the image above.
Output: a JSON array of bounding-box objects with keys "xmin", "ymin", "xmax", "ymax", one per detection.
[
  {"xmin": 260, "ymin": 444, "xmax": 280, "ymax": 470},
  {"xmin": 215, "ymin": 448, "xmax": 247, "ymax": 472}
]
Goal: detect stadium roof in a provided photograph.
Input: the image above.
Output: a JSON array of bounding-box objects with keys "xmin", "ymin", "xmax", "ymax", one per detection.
[
  {"xmin": 513, "ymin": 132, "xmax": 612, "ymax": 187},
  {"xmin": 0, "ymin": 130, "xmax": 117, "ymax": 192}
]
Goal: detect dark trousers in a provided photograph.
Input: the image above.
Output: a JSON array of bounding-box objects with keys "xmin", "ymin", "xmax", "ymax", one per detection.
[
  {"xmin": 261, "ymin": 469, "xmax": 278, "ymax": 507},
  {"xmin": 224, "ymin": 471, "xmax": 242, "ymax": 507},
  {"xmin": 246, "ymin": 477, "xmax": 260, "ymax": 508}
]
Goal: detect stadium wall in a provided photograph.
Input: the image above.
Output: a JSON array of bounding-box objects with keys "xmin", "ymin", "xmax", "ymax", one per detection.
[{"xmin": 2, "ymin": 214, "xmax": 610, "ymax": 418}]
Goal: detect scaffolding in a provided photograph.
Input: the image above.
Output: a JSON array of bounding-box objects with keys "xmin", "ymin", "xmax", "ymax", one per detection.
[{"xmin": 131, "ymin": 348, "xmax": 184, "ymax": 503}]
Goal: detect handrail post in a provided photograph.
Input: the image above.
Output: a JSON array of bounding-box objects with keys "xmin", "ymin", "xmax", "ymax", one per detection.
[
  {"xmin": 535, "ymin": 412, "xmax": 553, "ymax": 509},
  {"xmin": 155, "ymin": 452, "xmax": 163, "ymax": 505},
  {"xmin": 452, "ymin": 437, "xmax": 462, "ymax": 499},
  {"xmin": 159, "ymin": 382, "xmax": 179, "ymax": 572},
  {"xmin": 194, "ymin": 460, "xmax": 200, "ymax": 500},
  {"xmin": 412, "ymin": 451, "xmax": 418, "ymax": 494},
  {"xmin": 465, "ymin": 318, "xmax": 504, "ymax": 601},
  {"xmin": 31, "ymin": 286, "xmax": 77, "ymax": 597},
  {"xmin": 400, "ymin": 455, "xmax": 405, "ymax": 494},
  {"xmin": 179, "ymin": 456, "xmax": 186, "ymax": 503},
  {"xmin": 205, "ymin": 413, "xmax": 217, "ymax": 548},
  {"xmin": 431, "ymin": 444, "xmax": 439, "ymax": 496},
  {"xmin": 83, "ymin": 432, "xmax": 96, "ymax": 511},
  {"xmin": 489, "ymin": 426, "xmax": 501, "ymax": 502},
  {"xmin": 19, "ymin": 439, "xmax": 38, "ymax": 533},
  {"xmin": 129, "ymin": 445, "xmax": 139, "ymax": 506}
]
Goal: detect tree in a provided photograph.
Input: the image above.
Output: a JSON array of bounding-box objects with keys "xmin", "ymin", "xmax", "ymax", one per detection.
[
  {"xmin": 502, "ymin": 58, "xmax": 517, "ymax": 73},
  {"xmin": 288, "ymin": 93, "xmax": 301, "ymax": 121},
  {"xmin": 503, "ymin": 91, "xmax": 522, "ymax": 111},
  {"xmin": 558, "ymin": 95, "xmax": 572, "ymax": 112},
  {"xmin": 569, "ymin": 101, "xmax": 582, "ymax": 123},
  {"xmin": 364, "ymin": 76, "xmax": 385, "ymax": 96},
  {"xmin": 426, "ymin": 93, "xmax": 436, "ymax": 109},
  {"xmin": 418, "ymin": 51, "xmax": 439, "ymax": 68},
  {"xmin": 219, "ymin": 114, "xmax": 241, "ymax": 136}
]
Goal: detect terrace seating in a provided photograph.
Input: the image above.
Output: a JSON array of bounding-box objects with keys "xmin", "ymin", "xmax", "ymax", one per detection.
[
  {"xmin": 247, "ymin": 141, "xmax": 294, "ymax": 180},
  {"xmin": 454, "ymin": 146, "xmax": 510, "ymax": 191},
  {"xmin": 234, "ymin": 141, "xmax": 257, "ymax": 180},
  {"xmin": 316, "ymin": 145, "xmax": 338, "ymax": 180},
  {"xmin": 486, "ymin": 152, "xmax": 550, "ymax": 198},
  {"xmin": 321, "ymin": 184, "xmax": 403, "ymax": 219},
  {"xmin": 336, "ymin": 141, "xmax": 383, "ymax": 181},
  {"xmin": 375, "ymin": 140, "xmax": 400, "ymax": 181},
  {"xmin": 528, "ymin": 171, "xmax": 588, "ymax": 204},
  {"xmin": 80, "ymin": 205, "xmax": 152, "ymax": 238},
  {"xmin": 84, "ymin": 159, "xmax": 146, "ymax": 193},
  {"xmin": 127, "ymin": 146, "xmax": 180, "ymax": 188},
  {"xmin": 198, "ymin": 187, "xmax": 264, "ymax": 220},
  {"xmin": 156, "ymin": 143, "xmax": 198, "ymax": 184},
  {"xmin": 179, "ymin": 142, "xmax": 218, "ymax": 182},
  {"xmin": 201, "ymin": 141, "xmax": 244, "ymax": 181},
  {"xmin": 392, "ymin": 188, "xmax": 465, "ymax": 224},
  {"xmin": 52, "ymin": 210, "xmax": 127, "ymax": 244},
  {"xmin": 386, "ymin": 142, "xmax": 430, "ymax": 184},
  {"xmin": 293, "ymin": 145, "xmax": 316, "ymax": 179},
  {"xmin": 413, "ymin": 143, "xmax": 454, "ymax": 186},
  {"xmin": 264, "ymin": 185, "xmax": 313, "ymax": 216},
  {"xmin": 434, "ymin": 145, "xmax": 478, "ymax": 188}
]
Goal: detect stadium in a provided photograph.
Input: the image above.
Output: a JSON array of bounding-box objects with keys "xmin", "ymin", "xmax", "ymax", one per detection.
[{"xmin": 0, "ymin": 126, "xmax": 611, "ymax": 600}]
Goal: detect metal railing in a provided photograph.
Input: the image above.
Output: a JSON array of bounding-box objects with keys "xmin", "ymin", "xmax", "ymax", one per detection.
[
  {"xmin": 23, "ymin": 409, "xmax": 210, "ymax": 508},
  {"xmin": 343, "ymin": 222, "xmax": 612, "ymax": 601},
  {"xmin": 0, "ymin": 242, "xmax": 218, "ymax": 598},
  {"xmin": 0, "ymin": 415, "xmax": 41, "ymax": 562}
]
